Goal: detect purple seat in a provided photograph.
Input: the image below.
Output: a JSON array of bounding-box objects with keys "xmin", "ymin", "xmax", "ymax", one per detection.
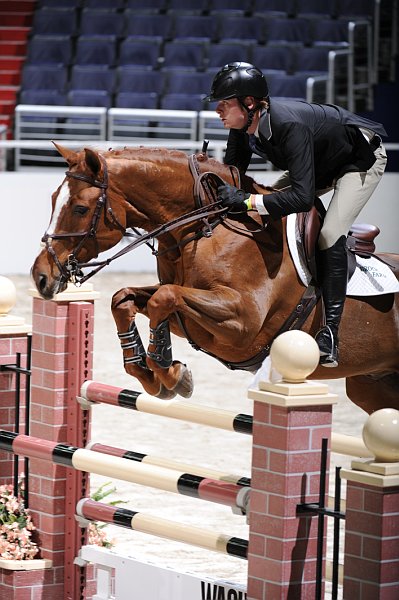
[
  {"xmin": 119, "ymin": 38, "xmax": 162, "ymax": 68},
  {"xmin": 116, "ymin": 66, "xmax": 167, "ymax": 95},
  {"xmin": 26, "ymin": 35, "xmax": 72, "ymax": 65},
  {"xmin": 115, "ymin": 92, "xmax": 159, "ymax": 109},
  {"xmin": 79, "ymin": 9, "xmax": 125, "ymax": 38},
  {"xmin": 70, "ymin": 65, "xmax": 116, "ymax": 92},
  {"xmin": 162, "ymin": 40, "xmax": 208, "ymax": 71},
  {"xmin": 31, "ymin": 7, "xmax": 78, "ymax": 36},
  {"xmin": 75, "ymin": 36, "xmax": 117, "ymax": 66}
]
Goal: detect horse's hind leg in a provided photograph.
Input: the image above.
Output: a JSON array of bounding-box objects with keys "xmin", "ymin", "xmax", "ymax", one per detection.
[{"xmin": 346, "ymin": 373, "xmax": 399, "ymax": 414}]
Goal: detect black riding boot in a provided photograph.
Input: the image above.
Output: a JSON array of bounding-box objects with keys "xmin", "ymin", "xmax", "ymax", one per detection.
[{"xmin": 315, "ymin": 235, "xmax": 348, "ymax": 367}]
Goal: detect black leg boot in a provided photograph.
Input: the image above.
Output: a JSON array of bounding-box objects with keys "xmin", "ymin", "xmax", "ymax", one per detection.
[{"xmin": 315, "ymin": 235, "xmax": 348, "ymax": 367}]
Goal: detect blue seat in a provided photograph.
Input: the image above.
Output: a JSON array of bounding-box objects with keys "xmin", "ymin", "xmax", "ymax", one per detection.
[
  {"xmin": 115, "ymin": 92, "xmax": 159, "ymax": 108},
  {"xmin": 79, "ymin": 9, "xmax": 125, "ymax": 38},
  {"xmin": 31, "ymin": 7, "xmax": 78, "ymax": 36},
  {"xmin": 218, "ymin": 15, "xmax": 265, "ymax": 43},
  {"xmin": 21, "ymin": 64, "xmax": 68, "ymax": 90},
  {"xmin": 125, "ymin": 0, "xmax": 168, "ymax": 12},
  {"xmin": 116, "ymin": 66, "xmax": 167, "ymax": 94},
  {"xmin": 119, "ymin": 38, "xmax": 162, "ymax": 68},
  {"xmin": 70, "ymin": 65, "xmax": 116, "ymax": 92},
  {"xmin": 75, "ymin": 36, "xmax": 117, "ymax": 66},
  {"xmin": 252, "ymin": 45, "xmax": 295, "ymax": 74},
  {"xmin": 84, "ymin": 0, "xmax": 126, "ymax": 7},
  {"xmin": 295, "ymin": 0, "xmax": 336, "ymax": 17},
  {"xmin": 125, "ymin": 12, "xmax": 174, "ymax": 40},
  {"xmin": 207, "ymin": 41, "xmax": 252, "ymax": 70},
  {"xmin": 293, "ymin": 46, "xmax": 331, "ymax": 75},
  {"xmin": 68, "ymin": 89, "xmax": 113, "ymax": 108},
  {"xmin": 268, "ymin": 72, "xmax": 310, "ymax": 99},
  {"xmin": 164, "ymin": 70, "xmax": 209, "ymax": 95},
  {"xmin": 336, "ymin": 0, "xmax": 375, "ymax": 19},
  {"xmin": 252, "ymin": 0, "xmax": 295, "ymax": 17},
  {"xmin": 26, "ymin": 35, "xmax": 72, "ymax": 65},
  {"xmin": 311, "ymin": 19, "xmax": 350, "ymax": 47},
  {"xmin": 37, "ymin": 0, "xmax": 80, "ymax": 6},
  {"xmin": 173, "ymin": 15, "xmax": 218, "ymax": 41},
  {"xmin": 209, "ymin": 0, "xmax": 245, "ymax": 15},
  {"xmin": 162, "ymin": 40, "xmax": 207, "ymax": 70},
  {"xmin": 160, "ymin": 93, "xmax": 205, "ymax": 111},
  {"xmin": 264, "ymin": 17, "xmax": 312, "ymax": 45},
  {"xmin": 19, "ymin": 89, "xmax": 68, "ymax": 105},
  {"xmin": 168, "ymin": 0, "xmax": 209, "ymax": 14}
]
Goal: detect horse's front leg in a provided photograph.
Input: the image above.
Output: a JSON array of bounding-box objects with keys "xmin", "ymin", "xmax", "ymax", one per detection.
[{"xmin": 110, "ymin": 286, "xmax": 170, "ymax": 397}]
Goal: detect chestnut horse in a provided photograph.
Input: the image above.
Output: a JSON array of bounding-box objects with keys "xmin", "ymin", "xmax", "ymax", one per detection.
[{"xmin": 31, "ymin": 144, "xmax": 399, "ymax": 414}]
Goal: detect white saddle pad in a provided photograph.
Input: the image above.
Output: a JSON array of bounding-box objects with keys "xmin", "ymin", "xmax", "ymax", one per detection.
[{"xmin": 287, "ymin": 214, "xmax": 399, "ymax": 296}]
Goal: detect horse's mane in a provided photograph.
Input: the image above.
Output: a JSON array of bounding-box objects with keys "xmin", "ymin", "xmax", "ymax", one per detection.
[
  {"xmin": 84, "ymin": 146, "xmax": 265, "ymax": 193},
  {"xmin": 103, "ymin": 146, "xmax": 224, "ymax": 171}
]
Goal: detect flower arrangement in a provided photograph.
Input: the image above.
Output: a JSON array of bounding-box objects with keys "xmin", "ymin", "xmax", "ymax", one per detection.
[
  {"xmin": 0, "ymin": 480, "xmax": 122, "ymax": 560},
  {"xmin": 0, "ymin": 484, "xmax": 39, "ymax": 561},
  {"xmin": 87, "ymin": 482, "xmax": 125, "ymax": 549}
]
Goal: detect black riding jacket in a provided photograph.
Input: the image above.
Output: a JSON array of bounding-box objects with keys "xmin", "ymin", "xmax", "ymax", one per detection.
[{"xmin": 224, "ymin": 99, "xmax": 387, "ymax": 219}]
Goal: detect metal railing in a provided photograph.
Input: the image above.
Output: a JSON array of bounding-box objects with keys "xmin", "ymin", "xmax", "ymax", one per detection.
[{"xmin": 0, "ymin": 125, "xmax": 7, "ymax": 171}]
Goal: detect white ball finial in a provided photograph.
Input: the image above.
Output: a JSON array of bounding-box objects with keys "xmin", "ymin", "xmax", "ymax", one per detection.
[
  {"xmin": 0, "ymin": 276, "xmax": 17, "ymax": 316},
  {"xmin": 362, "ymin": 408, "xmax": 399, "ymax": 462},
  {"xmin": 270, "ymin": 330, "xmax": 320, "ymax": 383}
]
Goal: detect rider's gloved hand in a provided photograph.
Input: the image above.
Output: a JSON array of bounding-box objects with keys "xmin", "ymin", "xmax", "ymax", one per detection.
[{"xmin": 217, "ymin": 184, "xmax": 250, "ymax": 213}]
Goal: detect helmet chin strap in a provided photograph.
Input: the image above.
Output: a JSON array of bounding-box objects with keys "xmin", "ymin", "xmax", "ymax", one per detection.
[{"xmin": 238, "ymin": 99, "xmax": 259, "ymax": 133}]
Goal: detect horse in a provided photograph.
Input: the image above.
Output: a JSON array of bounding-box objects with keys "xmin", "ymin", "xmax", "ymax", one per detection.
[{"xmin": 31, "ymin": 143, "xmax": 399, "ymax": 415}]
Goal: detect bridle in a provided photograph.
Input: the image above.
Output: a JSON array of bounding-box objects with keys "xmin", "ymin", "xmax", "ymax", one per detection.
[
  {"xmin": 41, "ymin": 154, "xmax": 122, "ymax": 287},
  {"xmin": 41, "ymin": 153, "xmax": 230, "ymax": 287}
]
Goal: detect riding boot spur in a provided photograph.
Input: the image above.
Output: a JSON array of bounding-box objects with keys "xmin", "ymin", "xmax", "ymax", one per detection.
[
  {"xmin": 315, "ymin": 235, "xmax": 348, "ymax": 368},
  {"xmin": 147, "ymin": 319, "xmax": 173, "ymax": 368},
  {"xmin": 118, "ymin": 322, "xmax": 148, "ymax": 370}
]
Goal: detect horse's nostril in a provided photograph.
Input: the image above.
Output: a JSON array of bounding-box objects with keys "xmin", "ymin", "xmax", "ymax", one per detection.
[{"xmin": 38, "ymin": 274, "xmax": 47, "ymax": 292}]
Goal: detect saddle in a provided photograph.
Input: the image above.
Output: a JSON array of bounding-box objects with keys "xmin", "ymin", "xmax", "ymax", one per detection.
[{"xmin": 297, "ymin": 199, "xmax": 380, "ymax": 282}]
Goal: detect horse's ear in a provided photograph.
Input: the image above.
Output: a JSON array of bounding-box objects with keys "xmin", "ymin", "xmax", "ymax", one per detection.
[
  {"xmin": 84, "ymin": 148, "xmax": 102, "ymax": 177},
  {"xmin": 52, "ymin": 141, "xmax": 78, "ymax": 165}
]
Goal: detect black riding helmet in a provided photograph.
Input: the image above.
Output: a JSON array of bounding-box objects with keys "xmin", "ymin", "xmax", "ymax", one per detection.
[
  {"xmin": 204, "ymin": 62, "xmax": 269, "ymax": 103},
  {"xmin": 205, "ymin": 62, "xmax": 269, "ymax": 131}
]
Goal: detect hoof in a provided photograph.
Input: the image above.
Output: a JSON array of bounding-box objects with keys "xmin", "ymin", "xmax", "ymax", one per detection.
[
  {"xmin": 172, "ymin": 362, "xmax": 194, "ymax": 399},
  {"xmin": 155, "ymin": 384, "xmax": 177, "ymax": 400}
]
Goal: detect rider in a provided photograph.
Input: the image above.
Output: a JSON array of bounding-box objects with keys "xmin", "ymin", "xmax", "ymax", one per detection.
[{"xmin": 205, "ymin": 62, "xmax": 387, "ymax": 367}]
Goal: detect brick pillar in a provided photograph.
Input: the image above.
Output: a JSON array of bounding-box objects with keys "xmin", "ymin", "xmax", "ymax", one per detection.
[
  {"xmin": 341, "ymin": 461, "xmax": 399, "ymax": 599},
  {"xmin": 0, "ymin": 286, "xmax": 31, "ymax": 488},
  {"xmin": 247, "ymin": 378, "xmax": 337, "ymax": 599},
  {"xmin": 28, "ymin": 284, "xmax": 99, "ymax": 600}
]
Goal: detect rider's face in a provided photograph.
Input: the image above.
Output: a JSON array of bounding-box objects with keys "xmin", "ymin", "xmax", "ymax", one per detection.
[{"xmin": 215, "ymin": 98, "xmax": 248, "ymax": 130}]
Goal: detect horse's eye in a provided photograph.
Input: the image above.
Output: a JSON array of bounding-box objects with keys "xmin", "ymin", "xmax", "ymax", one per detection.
[{"xmin": 73, "ymin": 205, "xmax": 89, "ymax": 216}]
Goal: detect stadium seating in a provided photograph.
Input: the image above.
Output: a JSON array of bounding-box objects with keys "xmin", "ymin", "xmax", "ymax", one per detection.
[{"xmin": 17, "ymin": 0, "xmax": 383, "ymax": 117}]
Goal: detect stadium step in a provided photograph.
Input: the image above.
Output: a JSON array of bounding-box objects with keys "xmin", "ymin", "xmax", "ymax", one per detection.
[
  {"xmin": 0, "ymin": 1, "xmax": 36, "ymax": 12},
  {"xmin": 0, "ymin": 27, "xmax": 30, "ymax": 41},
  {"xmin": 0, "ymin": 13, "xmax": 34, "ymax": 27}
]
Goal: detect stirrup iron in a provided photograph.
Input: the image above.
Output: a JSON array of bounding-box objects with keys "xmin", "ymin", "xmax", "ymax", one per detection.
[{"xmin": 315, "ymin": 325, "xmax": 339, "ymax": 368}]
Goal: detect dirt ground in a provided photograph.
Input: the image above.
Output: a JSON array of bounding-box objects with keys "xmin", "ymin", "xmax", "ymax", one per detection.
[{"xmin": 11, "ymin": 271, "xmax": 369, "ymax": 597}]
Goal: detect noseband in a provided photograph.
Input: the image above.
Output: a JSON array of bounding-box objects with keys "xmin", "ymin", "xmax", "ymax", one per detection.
[{"xmin": 41, "ymin": 154, "xmax": 118, "ymax": 286}]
